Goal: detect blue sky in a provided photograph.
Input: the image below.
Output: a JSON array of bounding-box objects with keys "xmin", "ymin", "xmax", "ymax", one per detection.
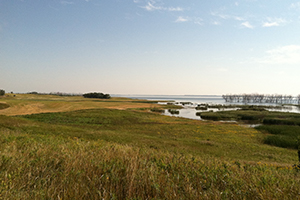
[{"xmin": 1, "ymin": 0, "xmax": 300, "ymax": 95}]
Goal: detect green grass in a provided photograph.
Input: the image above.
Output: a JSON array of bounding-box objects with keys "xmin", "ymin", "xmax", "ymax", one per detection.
[
  {"xmin": 200, "ymin": 108, "xmax": 300, "ymax": 149},
  {"xmin": 0, "ymin": 121, "xmax": 300, "ymax": 199},
  {"xmin": 200, "ymin": 108, "xmax": 300, "ymax": 123},
  {"xmin": 1, "ymin": 95, "xmax": 300, "ymax": 198},
  {"xmin": 263, "ymin": 117, "xmax": 300, "ymax": 126},
  {"xmin": 0, "ymin": 94, "xmax": 171, "ymax": 116},
  {"xmin": 2, "ymin": 108, "xmax": 293, "ymax": 163},
  {"xmin": 256, "ymin": 125, "xmax": 300, "ymax": 149},
  {"xmin": 199, "ymin": 109, "xmax": 271, "ymax": 122}
]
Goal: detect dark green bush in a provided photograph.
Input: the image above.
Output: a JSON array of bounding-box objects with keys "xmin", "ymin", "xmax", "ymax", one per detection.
[
  {"xmin": 168, "ymin": 109, "xmax": 179, "ymax": 115},
  {"xmin": 27, "ymin": 91, "xmax": 39, "ymax": 94},
  {"xmin": 150, "ymin": 108, "xmax": 164, "ymax": 113},
  {"xmin": 83, "ymin": 92, "xmax": 111, "ymax": 99},
  {"xmin": 195, "ymin": 106, "xmax": 208, "ymax": 110},
  {"xmin": 0, "ymin": 89, "xmax": 5, "ymax": 96}
]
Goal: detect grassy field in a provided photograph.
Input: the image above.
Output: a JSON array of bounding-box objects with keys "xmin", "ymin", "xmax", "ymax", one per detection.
[
  {"xmin": 0, "ymin": 94, "xmax": 165, "ymax": 116},
  {"xmin": 1, "ymin": 94, "xmax": 300, "ymax": 199}
]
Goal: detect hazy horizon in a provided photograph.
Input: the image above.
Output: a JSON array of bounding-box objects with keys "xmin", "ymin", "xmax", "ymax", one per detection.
[{"xmin": 1, "ymin": 1, "xmax": 300, "ymax": 95}]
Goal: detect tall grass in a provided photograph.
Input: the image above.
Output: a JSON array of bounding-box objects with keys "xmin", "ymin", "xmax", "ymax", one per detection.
[
  {"xmin": 256, "ymin": 125, "xmax": 300, "ymax": 149},
  {"xmin": 200, "ymin": 109, "xmax": 300, "ymax": 149},
  {"xmin": 263, "ymin": 118, "xmax": 300, "ymax": 126},
  {"xmin": 8, "ymin": 108, "xmax": 294, "ymax": 163},
  {"xmin": 200, "ymin": 109, "xmax": 300, "ymax": 122},
  {"xmin": 0, "ymin": 130, "xmax": 300, "ymax": 199},
  {"xmin": 199, "ymin": 110, "xmax": 269, "ymax": 122}
]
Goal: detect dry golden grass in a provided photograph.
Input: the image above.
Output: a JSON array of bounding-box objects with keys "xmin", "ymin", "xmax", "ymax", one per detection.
[{"xmin": 0, "ymin": 94, "xmax": 160, "ymax": 116}]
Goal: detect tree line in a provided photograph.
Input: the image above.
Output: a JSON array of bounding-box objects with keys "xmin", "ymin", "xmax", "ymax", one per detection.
[
  {"xmin": 82, "ymin": 92, "xmax": 111, "ymax": 99},
  {"xmin": 28, "ymin": 91, "xmax": 111, "ymax": 99},
  {"xmin": 222, "ymin": 94, "xmax": 300, "ymax": 104},
  {"xmin": 1, "ymin": 90, "xmax": 111, "ymax": 99},
  {"xmin": 27, "ymin": 92, "xmax": 82, "ymax": 96},
  {"xmin": 0, "ymin": 89, "xmax": 5, "ymax": 96}
]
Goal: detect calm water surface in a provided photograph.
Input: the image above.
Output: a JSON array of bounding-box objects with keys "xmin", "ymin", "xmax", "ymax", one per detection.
[
  {"xmin": 114, "ymin": 94, "xmax": 224, "ymax": 104},
  {"xmin": 113, "ymin": 94, "xmax": 300, "ymax": 121}
]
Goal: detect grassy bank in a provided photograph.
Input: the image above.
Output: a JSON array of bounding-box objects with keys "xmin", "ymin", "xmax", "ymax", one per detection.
[
  {"xmin": 0, "ymin": 95, "xmax": 300, "ymax": 199},
  {"xmin": 199, "ymin": 108, "xmax": 300, "ymax": 122},
  {"xmin": 200, "ymin": 108, "xmax": 300, "ymax": 149},
  {"xmin": 256, "ymin": 125, "xmax": 300, "ymax": 149}
]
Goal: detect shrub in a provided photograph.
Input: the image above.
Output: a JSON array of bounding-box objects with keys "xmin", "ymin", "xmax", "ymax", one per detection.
[
  {"xmin": 83, "ymin": 92, "xmax": 111, "ymax": 99},
  {"xmin": 150, "ymin": 107, "xmax": 165, "ymax": 113},
  {"xmin": 195, "ymin": 106, "xmax": 208, "ymax": 110},
  {"xmin": 168, "ymin": 109, "xmax": 179, "ymax": 115},
  {"xmin": 0, "ymin": 89, "xmax": 5, "ymax": 96},
  {"xmin": 27, "ymin": 91, "xmax": 39, "ymax": 95}
]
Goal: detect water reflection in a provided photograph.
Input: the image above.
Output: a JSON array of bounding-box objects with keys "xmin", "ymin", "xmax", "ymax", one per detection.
[
  {"xmin": 160, "ymin": 101, "xmax": 300, "ymax": 121},
  {"xmin": 164, "ymin": 108, "xmax": 200, "ymax": 120}
]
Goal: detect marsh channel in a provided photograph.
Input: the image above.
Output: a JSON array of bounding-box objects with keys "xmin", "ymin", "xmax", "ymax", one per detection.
[{"xmin": 115, "ymin": 95, "xmax": 300, "ymax": 126}]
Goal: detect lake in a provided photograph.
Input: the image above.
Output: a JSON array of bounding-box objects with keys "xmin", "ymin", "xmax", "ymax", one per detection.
[
  {"xmin": 113, "ymin": 94, "xmax": 300, "ymax": 120},
  {"xmin": 112, "ymin": 94, "xmax": 224, "ymax": 104}
]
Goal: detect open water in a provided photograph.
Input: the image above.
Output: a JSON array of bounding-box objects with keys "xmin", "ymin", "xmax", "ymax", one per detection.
[
  {"xmin": 112, "ymin": 94, "xmax": 224, "ymax": 104},
  {"xmin": 113, "ymin": 94, "xmax": 300, "ymax": 121}
]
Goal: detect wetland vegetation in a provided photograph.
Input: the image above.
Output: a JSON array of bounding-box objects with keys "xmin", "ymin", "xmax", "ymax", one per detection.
[
  {"xmin": 0, "ymin": 94, "xmax": 300, "ymax": 199},
  {"xmin": 200, "ymin": 106, "xmax": 300, "ymax": 150}
]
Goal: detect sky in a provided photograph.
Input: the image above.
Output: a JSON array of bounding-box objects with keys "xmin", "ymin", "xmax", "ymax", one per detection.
[{"xmin": 1, "ymin": 0, "xmax": 300, "ymax": 95}]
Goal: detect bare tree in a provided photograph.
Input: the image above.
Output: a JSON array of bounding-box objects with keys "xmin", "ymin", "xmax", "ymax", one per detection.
[{"xmin": 222, "ymin": 93, "xmax": 300, "ymax": 105}]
